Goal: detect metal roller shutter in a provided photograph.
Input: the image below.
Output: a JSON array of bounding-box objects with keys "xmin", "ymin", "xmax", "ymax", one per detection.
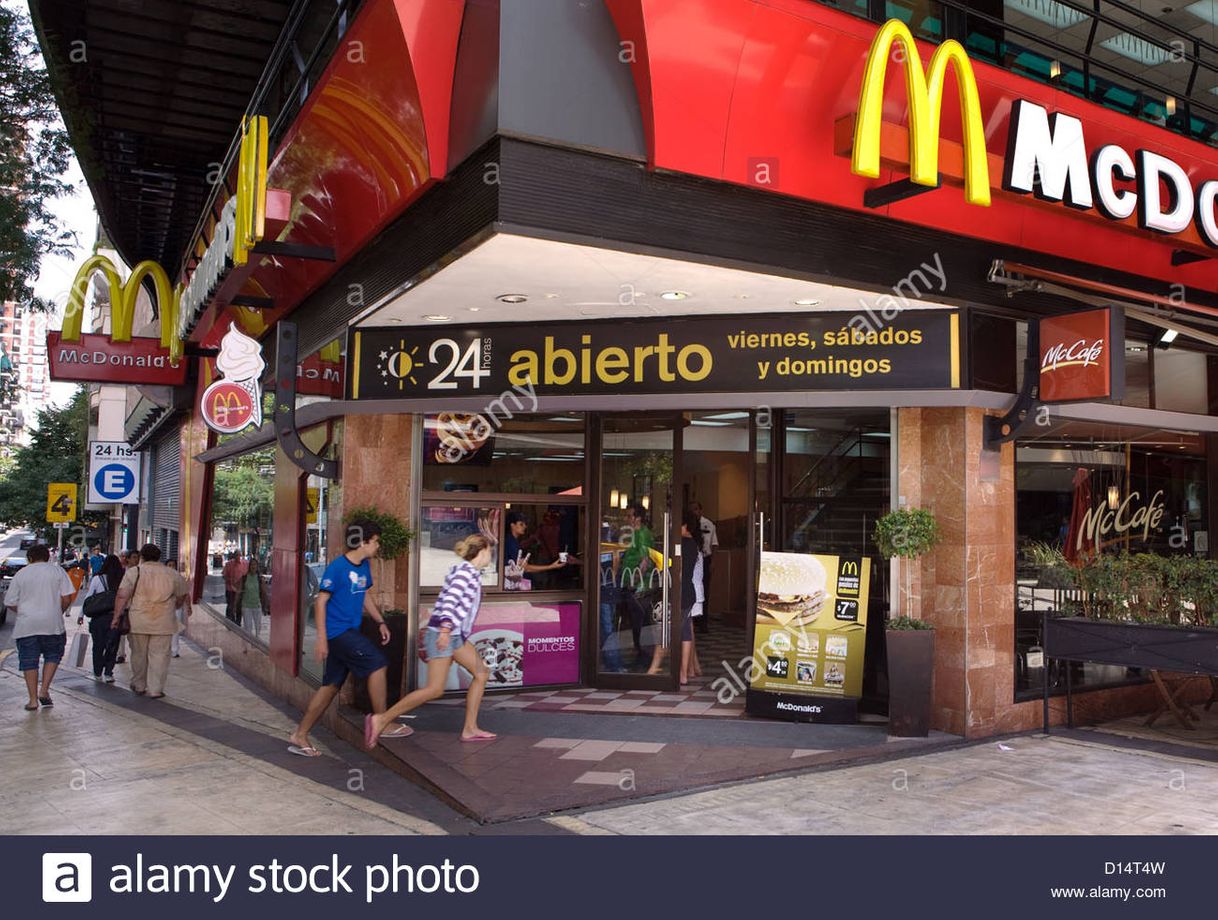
[{"xmin": 150, "ymin": 428, "xmax": 180, "ymax": 555}]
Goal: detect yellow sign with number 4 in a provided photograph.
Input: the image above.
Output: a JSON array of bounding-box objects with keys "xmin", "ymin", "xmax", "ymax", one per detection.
[{"xmin": 46, "ymin": 483, "xmax": 77, "ymax": 523}]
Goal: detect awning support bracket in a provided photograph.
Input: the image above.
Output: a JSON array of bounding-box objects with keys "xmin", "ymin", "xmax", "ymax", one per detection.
[
  {"xmin": 863, "ymin": 178, "xmax": 936, "ymax": 209},
  {"xmin": 275, "ymin": 320, "xmax": 339, "ymax": 479},
  {"xmin": 984, "ymin": 321, "xmax": 1042, "ymax": 449}
]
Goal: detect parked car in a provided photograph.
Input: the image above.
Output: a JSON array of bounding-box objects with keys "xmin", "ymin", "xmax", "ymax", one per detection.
[
  {"xmin": 0, "ymin": 553, "xmax": 28, "ymax": 579},
  {"xmin": 18, "ymin": 538, "xmax": 36, "ymax": 551}
]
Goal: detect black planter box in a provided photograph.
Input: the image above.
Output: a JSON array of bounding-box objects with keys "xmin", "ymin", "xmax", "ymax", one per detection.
[
  {"xmin": 353, "ymin": 615, "xmax": 409, "ymax": 713},
  {"xmin": 886, "ymin": 629, "xmax": 935, "ymax": 737},
  {"xmin": 1044, "ymin": 617, "xmax": 1218, "ymax": 675}
]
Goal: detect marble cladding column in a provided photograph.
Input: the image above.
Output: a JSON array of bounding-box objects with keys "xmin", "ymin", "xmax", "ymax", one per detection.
[
  {"xmin": 340, "ymin": 413, "xmax": 414, "ymax": 611},
  {"xmin": 896, "ymin": 407, "xmax": 1016, "ymax": 737}
]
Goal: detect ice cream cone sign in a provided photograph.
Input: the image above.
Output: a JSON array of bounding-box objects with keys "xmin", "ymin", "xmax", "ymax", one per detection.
[{"xmin": 202, "ymin": 324, "xmax": 266, "ymax": 434}]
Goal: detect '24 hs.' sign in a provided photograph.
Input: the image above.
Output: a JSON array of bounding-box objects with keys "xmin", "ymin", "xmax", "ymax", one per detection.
[{"xmin": 88, "ymin": 441, "xmax": 141, "ymax": 504}]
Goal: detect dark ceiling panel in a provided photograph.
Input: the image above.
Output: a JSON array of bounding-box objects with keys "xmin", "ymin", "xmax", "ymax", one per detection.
[{"xmin": 30, "ymin": 0, "xmax": 295, "ymax": 271}]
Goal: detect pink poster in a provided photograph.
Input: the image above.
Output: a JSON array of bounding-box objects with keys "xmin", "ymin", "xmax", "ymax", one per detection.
[{"xmin": 418, "ymin": 601, "xmax": 581, "ymax": 690}]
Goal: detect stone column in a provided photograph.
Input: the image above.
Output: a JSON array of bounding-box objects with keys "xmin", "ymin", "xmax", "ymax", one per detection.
[
  {"xmin": 339, "ymin": 413, "xmax": 414, "ymax": 611},
  {"xmin": 896, "ymin": 407, "xmax": 1016, "ymax": 737}
]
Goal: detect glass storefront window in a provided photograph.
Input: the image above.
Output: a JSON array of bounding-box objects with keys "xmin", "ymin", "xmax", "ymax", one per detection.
[
  {"xmin": 1015, "ymin": 422, "xmax": 1209, "ymax": 699},
  {"xmin": 204, "ymin": 447, "xmax": 275, "ymax": 645},
  {"xmin": 419, "ymin": 506, "xmax": 502, "ymax": 589},
  {"xmin": 298, "ymin": 422, "xmax": 342, "ymax": 681},
  {"xmin": 421, "ymin": 413, "xmax": 584, "ymax": 495}
]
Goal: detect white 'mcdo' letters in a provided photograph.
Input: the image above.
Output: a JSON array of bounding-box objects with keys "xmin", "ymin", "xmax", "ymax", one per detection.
[{"xmin": 1002, "ymin": 99, "xmax": 1218, "ymax": 244}]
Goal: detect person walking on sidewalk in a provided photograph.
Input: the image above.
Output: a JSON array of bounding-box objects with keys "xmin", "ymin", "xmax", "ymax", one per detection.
[
  {"xmin": 4, "ymin": 544, "xmax": 75, "ymax": 710},
  {"xmin": 287, "ymin": 518, "xmax": 410, "ymax": 757},
  {"xmin": 77, "ymin": 553, "xmax": 125, "ymax": 682},
  {"xmin": 112, "ymin": 544, "xmax": 189, "ymax": 699},
  {"xmin": 365, "ymin": 535, "xmax": 496, "ymax": 747}
]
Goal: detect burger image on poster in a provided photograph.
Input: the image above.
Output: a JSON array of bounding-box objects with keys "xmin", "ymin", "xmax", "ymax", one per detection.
[
  {"xmin": 758, "ymin": 552, "xmax": 827, "ymax": 626},
  {"xmin": 202, "ymin": 324, "xmax": 266, "ymax": 434}
]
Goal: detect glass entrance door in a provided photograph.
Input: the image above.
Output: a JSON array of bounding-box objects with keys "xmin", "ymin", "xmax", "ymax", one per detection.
[{"xmin": 594, "ymin": 414, "xmax": 681, "ymax": 689}]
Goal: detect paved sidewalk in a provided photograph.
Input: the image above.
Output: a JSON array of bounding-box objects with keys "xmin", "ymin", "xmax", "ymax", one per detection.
[
  {"xmin": 560, "ymin": 732, "xmax": 1218, "ymax": 835},
  {"xmin": 5, "ymin": 610, "xmax": 1218, "ymax": 835},
  {"xmin": 0, "ymin": 616, "xmax": 471, "ymax": 836}
]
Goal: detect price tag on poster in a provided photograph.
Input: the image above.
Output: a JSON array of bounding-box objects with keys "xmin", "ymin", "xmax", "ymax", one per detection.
[{"xmin": 745, "ymin": 551, "xmax": 871, "ymax": 723}]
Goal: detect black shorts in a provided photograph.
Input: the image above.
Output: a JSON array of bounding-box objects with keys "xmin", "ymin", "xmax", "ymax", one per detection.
[{"xmin": 322, "ymin": 629, "xmax": 386, "ymax": 687}]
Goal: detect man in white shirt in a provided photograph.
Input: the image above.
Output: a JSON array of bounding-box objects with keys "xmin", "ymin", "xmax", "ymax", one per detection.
[
  {"xmin": 689, "ymin": 501, "xmax": 718, "ymax": 635},
  {"xmin": 5, "ymin": 544, "xmax": 76, "ymax": 710}
]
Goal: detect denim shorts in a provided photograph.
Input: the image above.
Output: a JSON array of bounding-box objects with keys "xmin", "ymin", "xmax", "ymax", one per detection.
[
  {"xmin": 422, "ymin": 627, "xmax": 465, "ymax": 660},
  {"xmin": 322, "ymin": 628, "xmax": 387, "ymax": 687},
  {"xmin": 16, "ymin": 634, "xmax": 67, "ymax": 671}
]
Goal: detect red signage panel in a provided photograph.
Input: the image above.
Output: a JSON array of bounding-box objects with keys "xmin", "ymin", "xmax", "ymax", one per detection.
[
  {"xmin": 1038, "ymin": 308, "xmax": 1122, "ymax": 403},
  {"xmin": 46, "ymin": 332, "xmax": 188, "ymax": 386}
]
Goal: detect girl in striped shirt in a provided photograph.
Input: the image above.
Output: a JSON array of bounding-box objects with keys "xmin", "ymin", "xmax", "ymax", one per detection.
[{"xmin": 365, "ymin": 535, "xmax": 496, "ymax": 746}]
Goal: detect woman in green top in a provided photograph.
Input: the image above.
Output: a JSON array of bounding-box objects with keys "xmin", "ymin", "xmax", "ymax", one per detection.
[
  {"xmin": 241, "ymin": 555, "xmax": 269, "ymax": 638},
  {"xmin": 619, "ymin": 505, "xmax": 654, "ymax": 659}
]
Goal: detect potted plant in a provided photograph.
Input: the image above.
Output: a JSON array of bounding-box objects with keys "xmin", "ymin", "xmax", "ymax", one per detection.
[
  {"xmin": 875, "ymin": 507, "xmax": 940, "ymax": 737},
  {"xmin": 347, "ymin": 507, "xmax": 414, "ymax": 712}
]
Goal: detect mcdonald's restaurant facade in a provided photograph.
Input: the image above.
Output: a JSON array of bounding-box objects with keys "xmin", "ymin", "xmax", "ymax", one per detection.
[{"xmin": 51, "ymin": 0, "xmax": 1218, "ymax": 738}]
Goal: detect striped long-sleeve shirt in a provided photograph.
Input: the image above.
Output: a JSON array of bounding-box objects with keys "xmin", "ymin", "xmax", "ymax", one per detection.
[{"xmin": 427, "ymin": 560, "xmax": 483, "ymax": 638}]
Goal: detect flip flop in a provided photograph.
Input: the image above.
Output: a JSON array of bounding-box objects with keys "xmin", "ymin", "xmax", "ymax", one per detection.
[
  {"xmin": 460, "ymin": 731, "xmax": 498, "ymax": 742},
  {"xmin": 364, "ymin": 713, "xmax": 379, "ymax": 750},
  {"xmin": 38, "ymin": 696, "xmax": 52, "ymax": 707},
  {"xmin": 380, "ymin": 725, "xmax": 414, "ymax": 739},
  {"xmin": 287, "ymin": 745, "xmax": 322, "ymax": 758},
  {"xmin": 23, "ymin": 703, "xmax": 38, "ymax": 711}
]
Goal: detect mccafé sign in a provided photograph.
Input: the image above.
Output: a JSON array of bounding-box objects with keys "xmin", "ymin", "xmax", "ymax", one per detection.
[
  {"xmin": 851, "ymin": 20, "xmax": 1218, "ymax": 248},
  {"xmin": 1038, "ymin": 307, "xmax": 1123, "ymax": 403},
  {"xmin": 1077, "ymin": 490, "xmax": 1166, "ymax": 553}
]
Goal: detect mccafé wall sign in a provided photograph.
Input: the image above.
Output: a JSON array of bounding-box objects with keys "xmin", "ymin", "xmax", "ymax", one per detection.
[
  {"xmin": 851, "ymin": 20, "xmax": 1218, "ymax": 249},
  {"xmin": 1038, "ymin": 307, "xmax": 1124, "ymax": 404}
]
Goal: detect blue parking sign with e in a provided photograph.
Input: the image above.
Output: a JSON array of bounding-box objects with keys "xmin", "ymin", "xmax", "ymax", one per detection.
[{"xmin": 94, "ymin": 464, "xmax": 135, "ymax": 501}]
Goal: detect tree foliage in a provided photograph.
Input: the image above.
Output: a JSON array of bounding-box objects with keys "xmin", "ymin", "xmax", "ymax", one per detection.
[
  {"xmin": 0, "ymin": 4, "xmax": 75, "ymax": 310},
  {"xmin": 212, "ymin": 449, "xmax": 275, "ymax": 537},
  {"xmin": 0, "ymin": 386, "xmax": 103, "ymax": 538}
]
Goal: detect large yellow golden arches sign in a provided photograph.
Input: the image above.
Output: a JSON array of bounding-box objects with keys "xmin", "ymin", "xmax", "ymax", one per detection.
[
  {"xmin": 62, "ymin": 255, "xmax": 183, "ymax": 361},
  {"xmin": 851, "ymin": 19, "xmax": 991, "ymax": 207}
]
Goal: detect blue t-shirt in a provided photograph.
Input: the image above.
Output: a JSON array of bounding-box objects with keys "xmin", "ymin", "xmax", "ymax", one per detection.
[
  {"xmin": 89, "ymin": 555, "xmax": 104, "ymax": 576},
  {"xmin": 319, "ymin": 554, "xmax": 372, "ymax": 638}
]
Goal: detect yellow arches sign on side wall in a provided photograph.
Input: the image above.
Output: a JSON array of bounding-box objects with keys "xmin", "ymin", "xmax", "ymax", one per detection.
[{"xmin": 61, "ymin": 255, "xmax": 184, "ymax": 362}]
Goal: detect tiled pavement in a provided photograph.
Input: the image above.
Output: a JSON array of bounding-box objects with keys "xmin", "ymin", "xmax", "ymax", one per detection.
[{"xmin": 339, "ymin": 702, "xmax": 957, "ymax": 823}]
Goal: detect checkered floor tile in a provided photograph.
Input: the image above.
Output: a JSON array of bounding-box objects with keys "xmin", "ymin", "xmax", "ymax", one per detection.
[{"xmin": 486, "ymin": 617, "xmax": 752, "ymax": 718}]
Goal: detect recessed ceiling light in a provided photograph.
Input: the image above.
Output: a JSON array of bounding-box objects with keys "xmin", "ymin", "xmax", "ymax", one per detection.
[
  {"xmin": 736, "ymin": 294, "xmax": 751, "ymax": 300},
  {"xmin": 423, "ymin": 314, "xmax": 451, "ymax": 322},
  {"xmin": 468, "ymin": 307, "xmax": 480, "ymax": 312},
  {"xmin": 496, "ymin": 294, "xmax": 527, "ymax": 304},
  {"xmin": 545, "ymin": 293, "xmax": 559, "ymax": 299},
  {"xmin": 660, "ymin": 291, "xmax": 689, "ymax": 301},
  {"xmin": 793, "ymin": 298, "xmax": 822, "ymax": 306},
  {"xmin": 387, "ymin": 318, "xmax": 403, "ymax": 324}
]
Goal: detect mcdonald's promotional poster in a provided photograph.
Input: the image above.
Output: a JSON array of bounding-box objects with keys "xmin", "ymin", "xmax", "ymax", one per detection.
[
  {"xmin": 201, "ymin": 324, "xmax": 266, "ymax": 435},
  {"xmin": 349, "ymin": 312, "xmax": 960, "ymax": 400},
  {"xmin": 746, "ymin": 552, "xmax": 872, "ymax": 711}
]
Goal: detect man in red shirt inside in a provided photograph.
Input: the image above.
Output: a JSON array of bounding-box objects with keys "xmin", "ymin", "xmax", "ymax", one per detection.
[{"xmin": 221, "ymin": 552, "xmax": 248, "ymax": 625}]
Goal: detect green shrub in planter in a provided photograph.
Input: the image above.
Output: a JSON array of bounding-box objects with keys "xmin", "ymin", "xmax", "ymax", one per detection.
[
  {"xmin": 344, "ymin": 506, "xmax": 414, "ymax": 560},
  {"xmin": 874, "ymin": 508, "xmax": 940, "ymax": 560}
]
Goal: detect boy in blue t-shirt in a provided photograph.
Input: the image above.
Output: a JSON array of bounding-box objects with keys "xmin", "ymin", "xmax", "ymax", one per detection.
[{"xmin": 288, "ymin": 518, "xmax": 410, "ymax": 756}]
